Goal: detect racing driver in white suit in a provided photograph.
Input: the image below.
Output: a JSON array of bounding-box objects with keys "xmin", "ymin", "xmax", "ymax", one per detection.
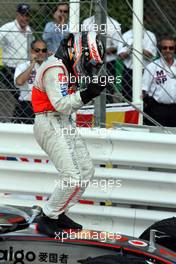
[{"xmin": 32, "ymin": 31, "xmax": 105, "ymax": 237}]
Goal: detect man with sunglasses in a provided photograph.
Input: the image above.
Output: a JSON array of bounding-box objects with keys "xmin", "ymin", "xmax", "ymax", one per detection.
[
  {"xmin": 142, "ymin": 36, "xmax": 176, "ymax": 127},
  {"xmin": 43, "ymin": 2, "xmax": 69, "ymax": 53},
  {"xmin": 0, "ymin": 3, "xmax": 33, "ymax": 117},
  {"xmin": 13, "ymin": 40, "xmax": 48, "ymax": 124}
]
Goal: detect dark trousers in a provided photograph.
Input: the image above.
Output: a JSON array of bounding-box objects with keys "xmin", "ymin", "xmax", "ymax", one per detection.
[
  {"xmin": 0, "ymin": 66, "xmax": 19, "ymax": 100},
  {"xmin": 12, "ymin": 101, "xmax": 35, "ymax": 124},
  {"xmin": 121, "ymin": 65, "xmax": 132, "ymax": 102},
  {"xmin": 144, "ymin": 96, "xmax": 176, "ymax": 127}
]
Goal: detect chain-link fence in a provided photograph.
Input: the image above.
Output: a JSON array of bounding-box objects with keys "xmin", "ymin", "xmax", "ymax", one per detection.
[
  {"xmin": 0, "ymin": 0, "xmax": 96, "ymax": 124},
  {"xmin": 0, "ymin": 0, "xmax": 176, "ymax": 129}
]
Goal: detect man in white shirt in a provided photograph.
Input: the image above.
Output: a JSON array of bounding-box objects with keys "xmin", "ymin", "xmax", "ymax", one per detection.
[
  {"xmin": 142, "ymin": 36, "xmax": 176, "ymax": 127},
  {"xmin": 0, "ymin": 3, "xmax": 33, "ymax": 102},
  {"xmin": 13, "ymin": 40, "xmax": 48, "ymax": 124},
  {"xmin": 118, "ymin": 29, "xmax": 157, "ymax": 101},
  {"xmin": 82, "ymin": 15, "xmax": 121, "ymax": 103}
]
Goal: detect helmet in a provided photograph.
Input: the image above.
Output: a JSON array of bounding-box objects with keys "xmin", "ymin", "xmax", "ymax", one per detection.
[
  {"xmin": 71, "ymin": 31, "xmax": 105, "ymax": 77},
  {"xmin": 55, "ymin": 31, "xmax": 105, "ymax": 77}
]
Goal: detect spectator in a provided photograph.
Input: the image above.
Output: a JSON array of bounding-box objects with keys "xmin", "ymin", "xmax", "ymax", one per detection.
[
  {"xmin": 0, "ymin": 3, "xmax": 33, "ymax": 101},
  {"xmin": 82, "ymin": 15, "xmax": 122, "ymax": 103},
  {"xmin": 142, "ymin": 36, "xmax": 176, "ymax": 127},
  {"xmin": 13, "ymin": 40, "xmax": 48, "ymax": 124},
  {"xmin": 42, "ymin": 2, "xmax": 69, "ymax": 53},
  {"xmin": 118, "ymin": 28, "xmax": 157, "ymax": 101}
]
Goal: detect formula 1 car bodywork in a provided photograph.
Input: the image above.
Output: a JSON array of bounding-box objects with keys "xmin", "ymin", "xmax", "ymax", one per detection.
[{"xmin": 0, "ymin": 205, "xmax": 175, "ymax": 264}]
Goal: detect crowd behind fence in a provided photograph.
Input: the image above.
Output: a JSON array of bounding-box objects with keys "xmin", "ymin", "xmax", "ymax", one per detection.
[{"xmin": 0, "ymin": 0, "xmax": 176, "ymax": 129}]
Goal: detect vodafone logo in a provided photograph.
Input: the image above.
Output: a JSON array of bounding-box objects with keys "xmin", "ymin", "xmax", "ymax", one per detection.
[{"xmin": 128, "ymin": 240, "xmax": 148, "ymax": 247}]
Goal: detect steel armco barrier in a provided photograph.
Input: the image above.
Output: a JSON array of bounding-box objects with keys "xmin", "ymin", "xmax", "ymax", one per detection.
[{"xmin": 0, "ymin": 123, "xmax": 176, "ymax": 237}]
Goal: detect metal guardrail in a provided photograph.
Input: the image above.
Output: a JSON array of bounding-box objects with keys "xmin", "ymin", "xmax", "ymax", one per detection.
[{"xmin": 0, "ymin": 123, "xmax": 176, "ymax": 237}]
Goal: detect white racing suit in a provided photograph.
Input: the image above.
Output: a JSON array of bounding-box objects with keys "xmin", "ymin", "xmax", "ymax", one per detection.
[{"xmin": 32, "ymin": 55, "xmax": 94, "ymax": 219}]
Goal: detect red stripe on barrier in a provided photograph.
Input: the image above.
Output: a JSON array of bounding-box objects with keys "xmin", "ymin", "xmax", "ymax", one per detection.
[
  {"xmin": 34, "ymin": 159, "xmax": 42, "ymax": 163},
  {"xmin": 36, "ymin": 196, "xmax": 43, "ymax": 200},
  {"xmin": 79, "ymin": 200, "xmax": 94, "ymax": 205},
  {"xmin": 0, "ymin": 156, "xmax": 6, "ymax": 160},
  {"xmin": 20, "ymin": 157, "xmax": 29, "ymax": 162}
]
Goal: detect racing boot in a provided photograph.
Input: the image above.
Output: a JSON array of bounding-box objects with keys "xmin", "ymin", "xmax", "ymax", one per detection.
[
  {"xmin": 37, "ymin": 212, "xmax": 82, "ymax": 237},
  {"xmin": 56, "ymin": 212, "xmax": 82, "ymax": 230}
]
